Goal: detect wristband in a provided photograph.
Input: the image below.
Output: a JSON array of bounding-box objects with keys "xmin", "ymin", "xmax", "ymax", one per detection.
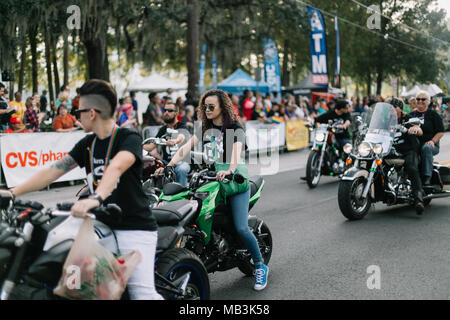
[{"xmin": 88, "ymin": 193, "xmax": 103, "ymax": 205}]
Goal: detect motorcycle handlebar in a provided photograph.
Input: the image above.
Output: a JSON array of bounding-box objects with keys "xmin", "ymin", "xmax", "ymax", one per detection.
[{"xmin": 202, "ymin": 171, "xmax": 245, "ymax": 184}]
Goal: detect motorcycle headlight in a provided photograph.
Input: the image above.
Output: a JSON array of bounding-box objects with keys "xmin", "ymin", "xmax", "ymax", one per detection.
[
  {"xmin": 343, "ymin": 143, "xmax": 353, "ymax": 154},
  {"xmin": 315, "ymin": 132, "xmax": 325, "ymax": 142},
  {"xmin": 358, "ymin": 142, "xmax": 372, "ymax": 157},
  {"xmin": 373, "ymin": 144, "xmax": 383, "ymax": 155}
]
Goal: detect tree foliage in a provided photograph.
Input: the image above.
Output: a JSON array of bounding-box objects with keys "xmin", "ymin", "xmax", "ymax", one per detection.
[{"xmin": 1, "ymin": 0, "xmax": 449, "ymax": 100}]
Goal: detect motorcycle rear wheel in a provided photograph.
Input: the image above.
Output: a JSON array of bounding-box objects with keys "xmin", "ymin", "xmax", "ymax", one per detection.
[{"xmin": 237, "ymin": 222, "xmax": 273, "ymax": 276}]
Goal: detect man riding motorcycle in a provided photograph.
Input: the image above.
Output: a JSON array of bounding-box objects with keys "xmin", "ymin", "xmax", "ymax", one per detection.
[
  {"xmin": 315, "ymin": 99, "xmax": 352, "ymax": 151},
  {"xmin": 145, "ymin": 100, "xmax": 191, "ymax": 187},
  {"xmin": 390, "ymin": 97, "xmax": 424, "ymax": 214},
  {"xmin": 0, "ymin": 79, "xmax": 163, "ymax": 300},
  {"xmin": 408, "ymin": 91, "xmax": 445, "ymax": 187}
]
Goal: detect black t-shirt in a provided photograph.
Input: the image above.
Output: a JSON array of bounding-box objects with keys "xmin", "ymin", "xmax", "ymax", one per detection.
[
  {"xmin": 156, "ymin": 122, "xmax": 189, "ymax": 163},
  {"xmin": 196, "ymin": 121, "xmax": 246, "ymax": 165},
  {"xmin": 408, "ymin": 109, "xmax": 444, "ymax": 146},
  {"xmin": 0, "ymin": 97, "xmax": 11, "ymax": 126},
  {"xmin": 315, "ymin": 110, "xmax": 351, "ymax": 139},
  {"xmin": 69, "ymin": 127, "xmax": 157, "ymax": 231}
]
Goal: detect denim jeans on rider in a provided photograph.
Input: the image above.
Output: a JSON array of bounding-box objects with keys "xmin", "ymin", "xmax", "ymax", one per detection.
[
  {"xmin": 114, "ymin": 230, "xmax": 164, "ymax": 300},
  {"xmin": 175, "ymin": 161, "xmax": 191, "ymax": 187},
  {"xmin": 229, "ymin": 189, "xmax": 263, "ymax": 266},
  {"xmin": 421, "ymin": 143, "xmax": 439, "ymax": 179}
]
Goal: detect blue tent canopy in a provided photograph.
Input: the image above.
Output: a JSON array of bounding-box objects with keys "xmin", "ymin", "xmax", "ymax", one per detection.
[{"xmin": 209, "ymin": 69, "xmax": 270, "ymax": 95}]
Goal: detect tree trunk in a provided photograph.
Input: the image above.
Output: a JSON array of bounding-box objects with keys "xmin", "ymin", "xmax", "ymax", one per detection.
[
  {"xmin": 186, "ymin": 0, "xmax": 199, "ymax": 104},
  {"xmin": 63, "ymin": 33, "xmax": 69, "ymax": 87},
  {"xmin": 366, "ymin": 74, "xmax": 372, "ymax": 96},
  {"xmin": 80, "ymin": 3, "xmax": 109, "ymax": 82},
  {"xmin": 44, "ymin": 25, "xmax": 55, "ymax": 109},
  {"xmin": 29, "ymin": 26, "xmax": 39, "ymax": 94},
  {"xmin": 83, "ymin": 37, "xmax": 109, "ymax": 81},
  {"xmin": 18, "ymin": 38, "xmax": 26, "ymax": 93},
  {"xmin": 376, "ymin": 71, "xmax": 383, "ymax": 96},
  {"xmin": 51, "ymin": 34, "xmax": 61, "ymax": 96},
  {"xmin": 282, "ymin": 39, "xmax": 290, "ymax": 87}
]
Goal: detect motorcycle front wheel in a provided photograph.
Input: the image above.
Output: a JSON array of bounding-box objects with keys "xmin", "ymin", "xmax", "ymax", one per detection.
[
  {"xmin": 338, "ymin": 177, "xmax": 372, "ymax": 220},
  {"xmin": 156, "ymin": 248, "xmax": 210, "ymax": 300},
  {"xmin": 306, "ymin": 150, "xmax": 322, "ymax": 188}
]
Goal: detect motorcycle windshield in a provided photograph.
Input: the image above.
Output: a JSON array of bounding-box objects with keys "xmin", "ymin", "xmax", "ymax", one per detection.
[
  {"xmin": 364, "ymin": 103, "xmax": 398, "ymax": 154},
  {"xmin": 367, "ymin": 103, "xmax": 397, "ymax": 137}
]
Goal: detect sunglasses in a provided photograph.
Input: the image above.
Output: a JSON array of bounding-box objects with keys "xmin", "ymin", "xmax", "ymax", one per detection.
[
  {"xmin": 164, "ymin": 109, "xmax": 177, "ymax": 113},
  {"xmin": 201, "ymin": 104, "xmax": 216, "ymax": 112},
  {"xmin": 416, "ymin": 98, "xmax": 427, "ymax": 102},
  {"xmin": 75, "ymin": 108, "xmax": 102, "ymax": 115}
]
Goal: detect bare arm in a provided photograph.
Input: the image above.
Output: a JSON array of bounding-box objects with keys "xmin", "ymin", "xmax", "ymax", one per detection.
[
  {"xmin": 11, "ymin": 155, "xmax": 78, "ymax": 196},
  {"xmin": 167, "ymin": 135, "xmax": 198, "ymax": 166},
  {"xmin": 143, "ymin": 142, "xmax": 157, "ymax": 152}
]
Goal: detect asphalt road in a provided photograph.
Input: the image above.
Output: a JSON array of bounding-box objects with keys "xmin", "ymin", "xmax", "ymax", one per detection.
[{"xmin": 17, "ymin": 132, "xmax": 450, "ymax": 300}]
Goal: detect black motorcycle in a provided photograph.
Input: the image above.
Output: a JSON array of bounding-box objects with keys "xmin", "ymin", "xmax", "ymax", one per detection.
[
  {"xmin": 338, "ymin": 103, "xmax": 450, "ymax": 220},
  {"xmin": 304, "ymin": 119, "xmax": 352, "ymax": 188},
  {"xmin": 0, "ymin": 197, "xmax": 210, "ymax": 300}
]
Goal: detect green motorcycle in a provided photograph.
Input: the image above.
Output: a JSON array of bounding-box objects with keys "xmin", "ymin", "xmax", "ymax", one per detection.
[{"xmin": 156, "ymin": 168, "xmax": 272, "ymax": 276}]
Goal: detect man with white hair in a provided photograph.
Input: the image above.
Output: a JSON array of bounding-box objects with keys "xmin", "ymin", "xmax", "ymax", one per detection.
[{"xmin": 408, "ymin": 90, "xmax": 444, "ymax": 187}]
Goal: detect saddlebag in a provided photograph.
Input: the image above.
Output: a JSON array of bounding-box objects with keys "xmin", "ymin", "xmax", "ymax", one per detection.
[{"xmin": 438, "ymin": 166, "xmax": 450, "ymax": 184}]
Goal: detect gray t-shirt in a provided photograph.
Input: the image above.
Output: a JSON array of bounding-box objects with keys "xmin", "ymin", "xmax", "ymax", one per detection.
[{"xmin": 146, "ymin": 103, "xmax": 162, "ymax": 126}]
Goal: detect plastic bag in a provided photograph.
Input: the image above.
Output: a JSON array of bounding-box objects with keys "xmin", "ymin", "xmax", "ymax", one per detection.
[{"xmin": 53, "ymin": 217, "xmax": 141, "ymax": 300}]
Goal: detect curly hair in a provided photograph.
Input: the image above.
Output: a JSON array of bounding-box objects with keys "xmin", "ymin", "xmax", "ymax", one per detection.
[{"xmin": 198, "ymin": 89, "xmax": 237, "ymax": 134}]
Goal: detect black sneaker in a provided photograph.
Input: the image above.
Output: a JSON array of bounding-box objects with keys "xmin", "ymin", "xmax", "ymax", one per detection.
[{"xmin": 415, "ymin": 201, "xmax": 425, "ymax": 215}]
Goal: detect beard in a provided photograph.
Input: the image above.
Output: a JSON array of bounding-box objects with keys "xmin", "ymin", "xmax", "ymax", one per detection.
[{"xmin": 164, "ymin": 116, "xmax": 176, "ymax": 124}]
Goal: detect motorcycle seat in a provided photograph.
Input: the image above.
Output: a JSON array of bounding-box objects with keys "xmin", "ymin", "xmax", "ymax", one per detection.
[
  {"xmin": 250, "ymin": 176, "xmax": 264, "ymax": 198},
  {"xmin": 153, "ymin": 200, "xmax": 197, "ymax": 226}
]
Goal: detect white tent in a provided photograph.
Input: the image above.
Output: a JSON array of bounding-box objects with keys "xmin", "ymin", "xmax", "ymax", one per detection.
[
  {"xmin": 128, "ymin": 74, "xmax": 187, "ymax": 92},
  {"xmin": 400, "ymin": 84, "xmax": 443, "ymax": 98}
]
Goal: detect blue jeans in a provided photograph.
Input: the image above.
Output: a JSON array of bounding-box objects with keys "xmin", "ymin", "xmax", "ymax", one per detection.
[
  {"xmin": 336, "ymin": 137, "xmax": 351, "ymax": 149},
  {"xmin": 421, "ymin": 143, "xmax": 439, "ymax": 178},
  {"xmin": 229, "ymin": 189, "xmax": 263, "ymax": 266},
  {"xmin": 174, "ymin": 161, "xmax": 190, "ymax": 187}
]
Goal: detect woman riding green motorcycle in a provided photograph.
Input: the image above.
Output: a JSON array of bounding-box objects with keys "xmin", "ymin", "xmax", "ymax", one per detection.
[{"xmin": 161, "ymin": 89, "xmax": 269, "ymax": 291}]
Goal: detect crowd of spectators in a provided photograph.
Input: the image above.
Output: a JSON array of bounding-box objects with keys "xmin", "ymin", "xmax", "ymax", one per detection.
[{"xmin": 1, "ymin": 80, "xmax": 447, "ymax": 136}]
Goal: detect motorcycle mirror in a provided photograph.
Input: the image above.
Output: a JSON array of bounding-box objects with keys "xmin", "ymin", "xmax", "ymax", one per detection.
[{"xmin": 166, "ymin": 128, "xmax": 179, "ymax": 135}]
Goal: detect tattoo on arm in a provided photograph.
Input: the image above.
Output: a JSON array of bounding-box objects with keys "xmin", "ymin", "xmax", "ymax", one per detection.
[{"xmin": 51, "ymin": 155, "xmax": 78, "ymax": 172}]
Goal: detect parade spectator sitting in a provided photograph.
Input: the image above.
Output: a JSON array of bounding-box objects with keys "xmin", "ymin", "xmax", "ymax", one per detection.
[
  {"xmin": 55, "ymin": 85, "xmax": 72, "ymax": 109},
  {"xmin": 52, "ymin": 105, "xmax": 83, "ymax": 132},
  {"xmin": 10, "ymin": 92, "xmax": 26, "ymax": 122},
  {"xmin": 24, "ymin": 97, "xmax": 40, "ymax": 132},
  {"xmin": 118, "ymin": 103, "xmax": 137, "ymax": 130},
  {"xmin": 4, "ymin": 116, "xmax": 31, "ymax": 134}
]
